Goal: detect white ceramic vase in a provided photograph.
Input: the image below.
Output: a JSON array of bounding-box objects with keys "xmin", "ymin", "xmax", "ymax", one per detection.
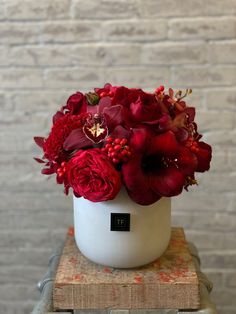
[{"xmin": 73, "ymin": 189, "xmax": 171, "ymax": 268}]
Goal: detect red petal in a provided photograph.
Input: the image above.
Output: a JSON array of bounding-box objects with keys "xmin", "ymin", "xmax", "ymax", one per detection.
[
  {"xmin": 195, "ymin": 141, "xmax": 212, "ymax": 172},
  {"xmin": 122, "ymin": 155, "xmax": 160, "ymax": 205},
  {"xmin": 175, "ymin": 128, "xmax": 189, "ymax": 142},
  {"xmin": 149, "ymin": 131, "xmax": 179, "ymax": 157},
  {"xmin": 173, "ymin": 112, "xmax": 187, "ymax": 128},
  {"xmin": 41, "ymin": 168, "xmax": 55, "ymax": 175},
  {"xmin": 88, "ymin": 96, "xmax": 112, "ymax": 115},
  {"xmin": 130, "ymin": 127, "xmax": 152, "ymax": 153},
  {"xmin": 103, "ymin": 105, "xmax": 123, "ymax": 131},
  {"xmin": 110, "ymin": 125, "xmax": 130, "ymax": 139},
  {"xmin": 53, "ymin": 111, "xmax": 64, "ymax": 124},
  {"xmin": 185, "ymin": 107, "xmax": 195, "ymax": 122},
  {"xmin": 126, "ymin": 188, "xmax": 161, "ymax": 205},
  {"xmin": 99, "ymin": 96, "xmax": 112, "ymax": 110},
  {"xmin": 150, "ymin": 167, "xmax": 185, "ymax": 197},
  {"xmin": 34, "ymin": 157, "xmax": 46, "ymax": 164},
  {"xmin": 178, "ymin": 147, "xmax": 197, "ymax": 175},
  {"xmin": 34, "ymin": 137, "xmax": 45, "ymax": 148},
  {"xmin": 63, "ymin": 129, "xmax": 92, "ymax": 150}
]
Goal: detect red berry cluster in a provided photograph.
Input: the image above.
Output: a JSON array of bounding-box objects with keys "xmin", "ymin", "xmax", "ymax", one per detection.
[
  {"xmin": 101, "ymin": 137, "xmax": 132, "ymax": 164},
  {"xmin": 56, "ymin": 161, "xmax": 67, "ymax": 178},
  {"xmin": 185, "ymin": 138, "xmax": 200, "ymax": 153},
  {"xmin": 99, "ymin": 90, "xmax": 114, "ymax": 98},
  {"xmin": 155, "ymin": 85, "xmax": 165, "ymax": 95}
]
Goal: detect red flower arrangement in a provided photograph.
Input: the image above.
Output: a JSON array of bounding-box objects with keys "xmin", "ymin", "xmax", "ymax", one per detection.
[{"xmin": 34, "ymin": 84, "xmax": 212, "ymax": 205}]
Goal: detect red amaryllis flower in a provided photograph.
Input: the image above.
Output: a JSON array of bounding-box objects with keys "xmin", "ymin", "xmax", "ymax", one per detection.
[
  {"xmin": 66, "ymin": 149, "xmax": 121, "ymax": 202},
  {"xmin": 122, "ymin": 128, "xmax": 197, "ymax": 205}
]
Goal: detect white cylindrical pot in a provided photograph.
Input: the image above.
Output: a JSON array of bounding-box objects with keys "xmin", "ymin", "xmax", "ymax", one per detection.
[{"xmin": 73, "ymin": 189, "xmax": 171, "ymax": 268}]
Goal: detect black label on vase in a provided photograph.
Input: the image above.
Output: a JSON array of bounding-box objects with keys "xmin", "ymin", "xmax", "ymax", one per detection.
[{"xmin": 110, "ymin": 213, "xmax": 130, "ymax": 231}]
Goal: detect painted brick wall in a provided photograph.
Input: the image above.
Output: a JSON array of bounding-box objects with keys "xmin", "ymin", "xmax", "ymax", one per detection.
[{"xmin": 0, "ymin": 1, "xmax": 236, "ymax": 313}]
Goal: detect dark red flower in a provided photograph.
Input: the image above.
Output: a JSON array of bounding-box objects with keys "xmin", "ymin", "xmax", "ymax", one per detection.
[
  {"xmin": 111, "ymin": 86, "xmax": 134, "ymax": 107},
  {"xmin": 94, "ymin": 85, "xmax": 165, "ymax": 131},
  {"xmin": 66, "ymin": 149, "xmax": 121, "ymax": 202},
  {"xmin": 63, "ymin": 92, "xmax": 88, "ymax": 115},
  {"xmin": 122, "ymin": 152, "xmax": 162, "ymax": 205},
  {"xmin": 35, "ymin": 84, "xmax": 212, "ymax": 203},
  {"xmin": 110, "ymin": 87, "xmax": 173, "ymax": 135},
  {"xmin": 83, "ymin": 113, "xmax": 108, "ymax": 144},
  {"xmin": 43, "ymin": 113, "xmax": 89, "ymax": 164},
  {"xmin": 122, "ymin": 128, "xmax": 197, "ymax": 205},
  {"xmin": 129, "ymin": 90, "xmax": 163, "ymax": 123},
  {"xmin": 52, "ymin": 92, "xmax": 88, "ymax": 124},
  {"xmin": 194, "ymin": 141, "xmax": 212, "ymax": 172}
]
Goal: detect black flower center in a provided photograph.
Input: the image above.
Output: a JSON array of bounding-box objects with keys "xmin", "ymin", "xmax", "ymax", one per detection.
[
  {"xmin": 142, "ymin": 154, "xmax": 178, "ymax": 173},
  {"xmin": 141, "ymin": 155, "xmax": 163, "ymax": 173}
]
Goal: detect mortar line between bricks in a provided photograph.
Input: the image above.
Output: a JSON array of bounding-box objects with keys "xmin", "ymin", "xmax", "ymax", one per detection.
[
  {"xmin": 4, "ymin": 62, "xmax": 236, "ymax": 69},
  {"xmin": 2, "ymin": 64, "xmax": 217, "ymax": 69},
  {"xmin": 1, "ymin": 65, "xmax": 235, "ymax": 71},
  {"xmin": 0, "ymin": 15, "xmax": 236, "ymax": 23},
  {"xmin": 6, "ymin": 39, "xmax": 236, "ymax": 45},
  {"xmin": 5, "ymin": 40, "xmax": 209, "ymax": 47}
]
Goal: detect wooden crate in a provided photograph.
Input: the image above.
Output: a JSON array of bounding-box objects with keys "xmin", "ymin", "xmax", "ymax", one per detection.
[{"xmin": 53, "ymin": 227, "xmax": 200, "ymax": 311}]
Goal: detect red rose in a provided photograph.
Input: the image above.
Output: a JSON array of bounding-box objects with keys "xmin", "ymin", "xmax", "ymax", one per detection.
[
  {"xmin": 52, "ymin": 92, "xmax": 87, "ymax": 124},
  {"xmin": 63, "ymin": 92, "xmax": 88, "ymax": 115},
  {"xmin": 111, "ymin": 87, "xmax": 163, "ymax": 126},
  {"xmin": 66, "ymin": 149, "xmax": 121, "ymax": 202},
  {"xmin": 129, "ymin": 90, "xmax": 163, "ymax": 123}
]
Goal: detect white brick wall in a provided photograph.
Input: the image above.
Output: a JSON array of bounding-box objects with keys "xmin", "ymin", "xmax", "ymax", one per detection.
[{"xmin": 0, "ymin": 1, "xmax": 236, "ymax": 313}]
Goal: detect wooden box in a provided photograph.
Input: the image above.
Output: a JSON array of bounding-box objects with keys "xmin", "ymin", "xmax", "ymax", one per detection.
[{"xmin": 53, "ymin": 227, "xmax": 200, "ymax": 311}]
